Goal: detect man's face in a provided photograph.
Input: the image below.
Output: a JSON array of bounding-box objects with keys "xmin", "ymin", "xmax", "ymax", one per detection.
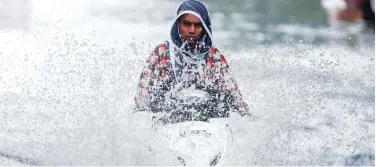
[{"xmin": 178, "ymin": 13, "xmax": 204, "ymax": 46}]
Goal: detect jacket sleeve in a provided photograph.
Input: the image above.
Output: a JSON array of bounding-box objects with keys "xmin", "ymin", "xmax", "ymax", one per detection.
[
  {"xmin": 134, "ymin": 47, "xmax": 159, "ymax": 112},
  {"xmin": 213, "ymin": 49, "xmax": 250, "ymax": 115}
]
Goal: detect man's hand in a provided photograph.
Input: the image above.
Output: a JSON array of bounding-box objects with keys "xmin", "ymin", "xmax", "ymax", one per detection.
[
  {"xmin": 156, "ymin": 116, "xmax": 171, "ymax": 125},
  {"xmin": 237, "ymin": 101, "xmax": 250, "ymax": 117}
]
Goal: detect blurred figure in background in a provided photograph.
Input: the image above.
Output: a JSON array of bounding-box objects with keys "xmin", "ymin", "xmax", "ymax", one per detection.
[
  {"xmin": 321, "ymin": 0, "xmax": 374, "ymax": 45},
  {"xmin": 321, "ymin": 0, "xmax": 374, "ymax": 29}
]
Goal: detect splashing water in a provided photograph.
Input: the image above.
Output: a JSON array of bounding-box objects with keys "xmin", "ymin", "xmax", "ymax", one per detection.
[{"xmin": 0, "ymin": 0, "xmax": 374, "ymax": 166}]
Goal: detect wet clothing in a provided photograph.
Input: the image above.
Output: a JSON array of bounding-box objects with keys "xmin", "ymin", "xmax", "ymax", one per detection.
[{"xmin": 134, "ymin": 0, "xmax": 248, "ymax": 118}]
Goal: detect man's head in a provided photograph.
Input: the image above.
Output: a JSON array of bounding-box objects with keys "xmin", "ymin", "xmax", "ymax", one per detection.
[
  {"xmin": 170, "ymin": 0, "xmax": 213, "ymax": 53},
  {"xmin": 178, "ymin": 13, "xmax": 204, "ymax": 48}
]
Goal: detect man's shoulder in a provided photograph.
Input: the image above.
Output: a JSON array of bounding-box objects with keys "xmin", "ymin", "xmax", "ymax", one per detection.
[
  {"xmin": 150, "ymin": 42, "xmax": 169, "ymax": 57},
  {"xmin": 207, "ymin": 46, "xmax": 230, "ymax": 67},
  {"xmin": 151, "ymin": 42, "xmax": 167, "ymax": 50},
  {"xmin": 155, "ymin": 42, "xmax": 168, "ymax": 50},
  {"xmin": 208, "ymin": 46, "xmax": 225, "ymax": 60},
  {"xmin": 145, "ymin": 42, "xmax": 170, "ymax": 69}
]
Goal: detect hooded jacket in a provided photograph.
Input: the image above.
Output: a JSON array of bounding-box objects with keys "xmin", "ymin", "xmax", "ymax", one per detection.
[{"xmin": 134, "ymin": 0, "xmax": 248, "ymax": 115}]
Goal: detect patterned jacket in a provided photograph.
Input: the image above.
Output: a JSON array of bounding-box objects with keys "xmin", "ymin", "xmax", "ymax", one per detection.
[{"xmin": 134, "ymin": 41, "xmax": 247, "ymax": 114}]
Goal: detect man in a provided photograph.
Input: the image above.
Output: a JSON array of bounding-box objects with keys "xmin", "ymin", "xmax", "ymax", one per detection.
[{"xmin": 134, "ymin": 0, "xmax": 249, "ymax": 122}]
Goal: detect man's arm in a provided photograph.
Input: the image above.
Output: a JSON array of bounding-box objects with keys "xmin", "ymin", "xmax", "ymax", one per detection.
[
  {"xmin": 134, "ymin": 47, "xmax": 159, "ymax": 112},
  {"xmin": 213, "ymin": 49, "xmax": 250, "ymax": 116}
]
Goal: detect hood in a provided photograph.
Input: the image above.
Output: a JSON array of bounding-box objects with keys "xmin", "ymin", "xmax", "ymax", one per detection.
[{"xmin": 170, "ymin": 0, "xmax": 213, "ymax": 53}]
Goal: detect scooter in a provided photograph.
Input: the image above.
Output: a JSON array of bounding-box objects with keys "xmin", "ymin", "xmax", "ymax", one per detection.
[{"xmin": 151, "ymin": 88, "xmax": 234, "ymax": 166}]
